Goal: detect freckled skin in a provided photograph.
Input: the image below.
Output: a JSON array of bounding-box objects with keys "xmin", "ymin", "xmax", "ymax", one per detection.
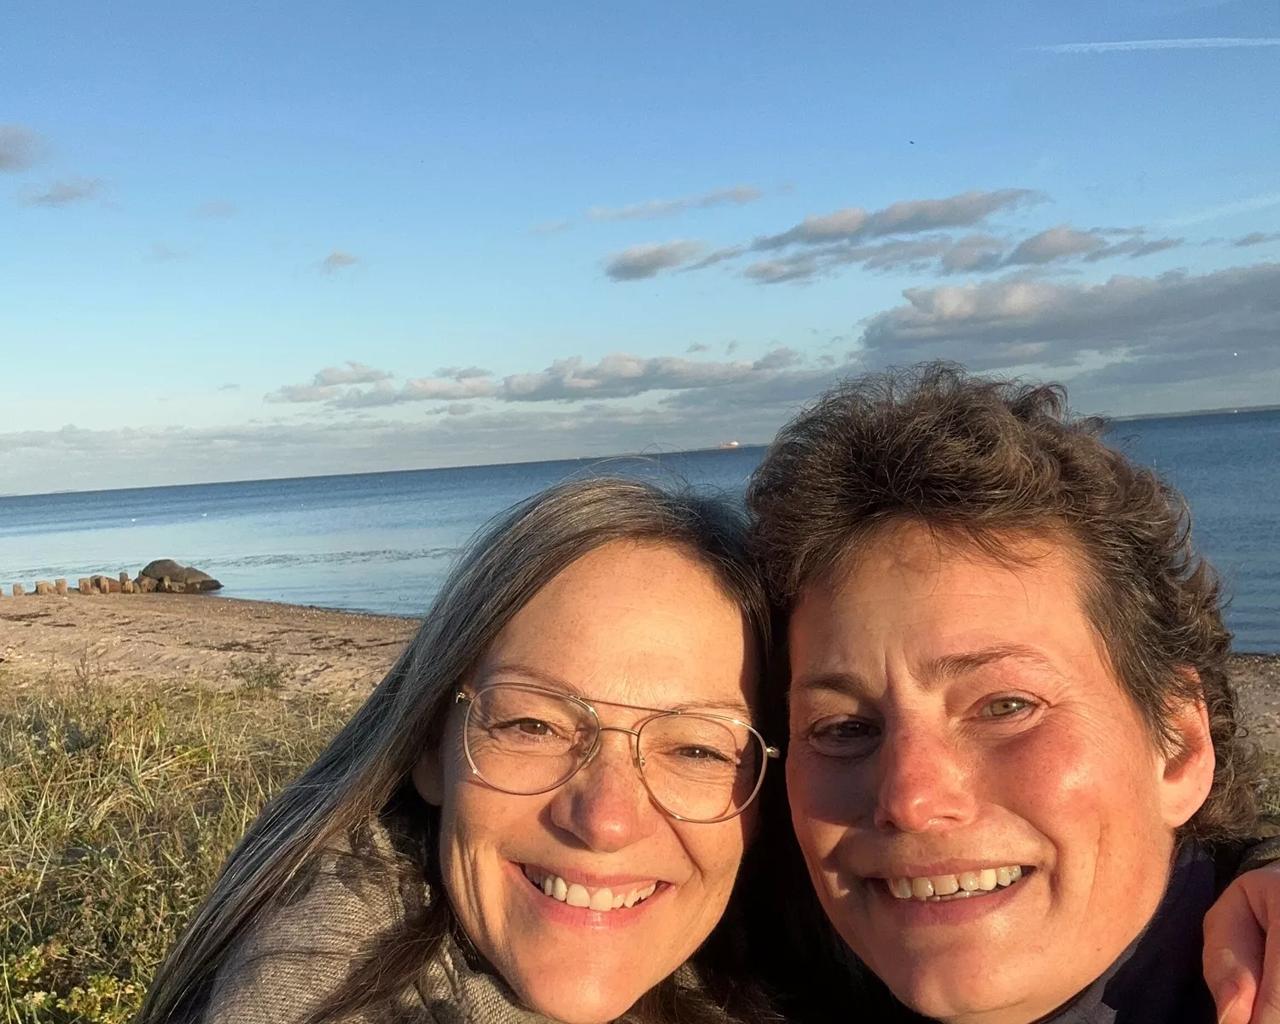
[
  {"xmin": 414, "ymin": 541, "xmax": 758, "ymax": 1024},
  {"xmin": 786, "ymin": 523, "xmax": 1214, "ymax": 1024}
]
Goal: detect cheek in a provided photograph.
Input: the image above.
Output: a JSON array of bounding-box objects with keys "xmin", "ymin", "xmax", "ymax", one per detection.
[
  {"xmin": 785, "ymin": 754, "xmax": 854, "ymax": 864},
  {"xmin": 991, "ymin": 716, "xmax": 1164, "ymax": 853},
  {"xmin": 687, "ymin": 819, "xmax": 749, "ymax": 886},
  {"xmin": 786, "ymin": 749, "xmax": 866, "ymax": 827}
]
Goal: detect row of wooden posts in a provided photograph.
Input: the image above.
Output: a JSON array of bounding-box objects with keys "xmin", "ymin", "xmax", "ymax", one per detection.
[{"xmin": 0, "ymin": 572, "xmax": 170, "ymax": 599}]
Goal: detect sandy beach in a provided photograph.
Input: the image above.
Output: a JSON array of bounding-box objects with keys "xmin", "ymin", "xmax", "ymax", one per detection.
[
  {"xmin": 0, "ymin": 591, "xmax": 419, "ymax": 704},
  {"xmin": 1, "ymin": 590, "xmax": 1277, "ymax": 727}
]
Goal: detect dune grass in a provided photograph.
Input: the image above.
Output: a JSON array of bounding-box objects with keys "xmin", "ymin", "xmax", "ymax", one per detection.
[{"xmin": 0, "ymin": 668, "xmax": 348, "ymax": 1023}]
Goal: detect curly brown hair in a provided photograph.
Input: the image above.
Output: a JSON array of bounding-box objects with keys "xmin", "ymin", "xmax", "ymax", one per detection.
[{"xmin": 747, "ymin": 361, "xmax": 1257, "ymax": 842}]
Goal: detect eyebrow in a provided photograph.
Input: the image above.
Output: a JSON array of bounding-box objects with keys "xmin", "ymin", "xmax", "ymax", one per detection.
[
  {"xmin": 789, "ymin": 643, "xmax": 1062, "ymax": 699},
  {"xmin": 480, "ymin": 663, "xmax": 753, "ymax": 717},
  {"xmin": 926, "ymin": 643, "xmax": 1063, "ymax": 680}
]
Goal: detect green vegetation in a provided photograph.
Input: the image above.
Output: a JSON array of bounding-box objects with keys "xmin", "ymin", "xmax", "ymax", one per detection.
[
  {"xmin": 0, "ymin": 669, "xmax": 347, "ymax": 1023},
  {"xmin": 227, "ymin": 654, "xmax": 294, "ymax": 694}
]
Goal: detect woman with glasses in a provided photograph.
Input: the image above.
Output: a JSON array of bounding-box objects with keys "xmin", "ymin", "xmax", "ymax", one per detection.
[
  {"xmin": 138, "ymin": 473, "xmax": 1280, "ymax": 1024},
  {"xmin": 137, "ymin": 477, "xmax": 782, "ymax": 1024}
]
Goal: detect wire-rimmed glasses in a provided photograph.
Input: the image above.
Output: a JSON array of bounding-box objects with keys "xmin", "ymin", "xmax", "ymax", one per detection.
[{"xmin": 454, "ymin": 683, "xmax": 780, "ymax": 823}]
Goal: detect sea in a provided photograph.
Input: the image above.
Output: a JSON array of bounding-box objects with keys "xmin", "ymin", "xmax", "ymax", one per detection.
[{"xmin": 1, "ymin": 409, "xmax": 1277, "ymax": 651}]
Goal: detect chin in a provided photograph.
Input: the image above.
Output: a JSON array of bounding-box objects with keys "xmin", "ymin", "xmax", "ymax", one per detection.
[
  {"xmin": 879, "ymin": 965, "xmax": 1023, "ymax": 1023},
  {"xmin": 517, "ymin": 974, "xmax": 647, "ymax": 1024}
]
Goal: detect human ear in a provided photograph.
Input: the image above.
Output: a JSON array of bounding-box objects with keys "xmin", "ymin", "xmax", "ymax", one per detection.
[
  {"xmin": 412, "ymin": 747, "xmax": 444, "ymax": 807},
  {"xmin": 1157, "ymin": 671, "xmax": 1216, "ymax": 829}
]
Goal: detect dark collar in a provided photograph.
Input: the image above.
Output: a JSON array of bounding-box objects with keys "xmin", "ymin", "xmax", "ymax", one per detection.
[{"xmin": 1035, "ymin": 842, "xmax": 1217, "ymax": 1024}]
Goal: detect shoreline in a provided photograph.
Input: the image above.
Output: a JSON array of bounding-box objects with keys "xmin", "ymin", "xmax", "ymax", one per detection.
[{"xmin": 1, "ymin": 590, "xmax": 1276, "ymax": 708}]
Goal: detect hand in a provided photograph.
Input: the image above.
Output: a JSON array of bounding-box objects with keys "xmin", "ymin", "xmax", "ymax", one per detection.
[{"xmin": 1205, "ymin": 863, "xmax": 1280, "ymax": 1024}]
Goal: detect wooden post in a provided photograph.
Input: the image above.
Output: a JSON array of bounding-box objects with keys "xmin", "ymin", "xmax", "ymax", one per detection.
[
  {"xmin": 55, "ymin": 579, "xmax": 68, "ymax": 596},
  {"xmin": 78, "ymin": 577, "xmax": 93, "ymax": 594},
  {"xmin": 12, "ymin": 583, "xmax": 25, "ymax": 597}
]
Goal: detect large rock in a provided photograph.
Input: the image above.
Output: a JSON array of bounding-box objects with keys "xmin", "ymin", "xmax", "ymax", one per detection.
[{"xmin": 138, "ymin": 559, "xmax": 222, "ymax": 593}]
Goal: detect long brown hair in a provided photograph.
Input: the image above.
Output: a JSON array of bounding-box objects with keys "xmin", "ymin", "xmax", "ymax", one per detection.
[{"xmin": 137, "ymin": 476, "xmax": 776, "ymax": 1024}]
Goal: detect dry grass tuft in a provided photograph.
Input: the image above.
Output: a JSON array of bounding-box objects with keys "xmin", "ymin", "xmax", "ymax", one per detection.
[{"xmin": 0, "ymin": 670, "xmax": 347, "ymax": 1023}]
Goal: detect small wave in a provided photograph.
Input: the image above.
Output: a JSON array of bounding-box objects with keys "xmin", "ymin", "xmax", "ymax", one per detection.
[{"xmin": 200, "ymin": 547, "xmax": 462, "ymax": 570}]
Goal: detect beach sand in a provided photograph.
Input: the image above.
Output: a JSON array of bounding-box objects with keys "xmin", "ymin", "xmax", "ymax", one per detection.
[
  {"xmin": 0, "ymin": 591, "xmax": 418, "ymax": 703},
  {"xmin": 1, "ymin": 590, "xmax": 1277, "ymax": 731}
]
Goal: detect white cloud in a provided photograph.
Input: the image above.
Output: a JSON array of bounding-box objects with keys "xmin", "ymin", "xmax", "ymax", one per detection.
[
  {"xmin": 1005, "ymin": 225, "xmax": 1108, "ymax": 264},
  {"xmin": 313, "ymin": 361, "xmax": 394, "ymax": 386},
  {"xmin": 734, "ymin": 224, "xmax": 1182, "ymax": 285},
  {"xmin": 266, "ymin": 362, "xmax": 395, "ymax": 403},
  {"xmin": 22, "ymin": 177, "xmax": 102, "ymax": 207},
  {"xmin": 1234, "ymin": 232, "xmax": 1280, "ymax": 247},
  {"xmin": 320, "ymin": 250, "xmax": 359, "ymax": 273},
  {"xmin": 588, "ymin": 185, "xmax": 762, "ymax": 222},
  {"xmin": 499, "ymin": 352, "xmax": 758, "ymax": 401},
  {"xmin": 752, "ymin": 189, "xmax": 1042, "ymax": 251},
  {"xmin": 332, "ymin": 375, "xmax": 497, "ymax": 407},
  {"xmin": 1036, "ymin": 37, "xmax": 1280, "ymax": 53},
  {"xmin": 0, "ymin": 124, "xmax": 43, "ymax": 172},
  {"xmin": 604, "ymin": 240, "xmax": 705, "ymax": 281},
  {"xmin": 531, "ymin": 219, "xmax": 572, "ymax": 236},
  {"xmin": 149, "ymin": 242, "xmax": 187, "ymax": 262},
  {"xmin": 857, "ymin": 263, "xmax": 1280, "ymax": 389}
]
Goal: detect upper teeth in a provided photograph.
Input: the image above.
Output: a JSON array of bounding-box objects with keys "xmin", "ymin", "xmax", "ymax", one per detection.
[
  {"xmin": 523, "ymin": 867, "xmax": 658, "ymax": 911},
  {"xmin": 887, "ymin": 865, "xmax": 1024, "ymax": 901}
]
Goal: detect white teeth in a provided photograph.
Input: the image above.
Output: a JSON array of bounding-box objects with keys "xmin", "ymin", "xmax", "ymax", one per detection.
[
  {"xmin": 522, "ymin": 867, "xmax": 659, "ymax": 912},
  {"xmin": 885, "ymin": 865, "xmax": 1027, "ymax": 902},
  {"xmin": 933, "ymin": 874, "xmax": 960, "ymax": 896}
]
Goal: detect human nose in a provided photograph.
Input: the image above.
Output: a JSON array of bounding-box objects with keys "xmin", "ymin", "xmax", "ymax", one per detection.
[
  {"xmin": 872, "ymin": 722, "xmax": 976, "ymax": 833},
  {"xmin": 548, "ymin": 729, "xmax": 660, "ymax": 852}
]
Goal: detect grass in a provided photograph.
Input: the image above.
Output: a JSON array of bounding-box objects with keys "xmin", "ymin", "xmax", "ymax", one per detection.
[
  {"xmin": 227, "ymin": 654, "xmax": 294, "ymax": 693},
  {"xmin": 0, "ymin": 668, "xmax": 348, "ymax": 1023}
]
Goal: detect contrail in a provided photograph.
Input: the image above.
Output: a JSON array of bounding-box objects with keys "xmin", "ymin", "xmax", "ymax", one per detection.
[{"xmin": 1037, "ymin": 37, "xmax": 1280, "ymax": 54}]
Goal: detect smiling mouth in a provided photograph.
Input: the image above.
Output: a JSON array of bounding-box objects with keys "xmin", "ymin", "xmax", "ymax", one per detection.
[
  {"xmin": 520, "ymin": 865, "xmax": 662, "ymax": 912},
  {"xmin": 881, "ymin": 865, "xmax": 1032, "ymax": 903}
]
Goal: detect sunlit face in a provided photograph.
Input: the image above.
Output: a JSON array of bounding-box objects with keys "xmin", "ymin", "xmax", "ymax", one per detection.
[
  {"xmin": 414, "ymin": 540, "xmax": 759, "ymax": 1024},
  {"xmin": 785, "ymin": 522, "xmax": 1213, "ymax": 1024}
]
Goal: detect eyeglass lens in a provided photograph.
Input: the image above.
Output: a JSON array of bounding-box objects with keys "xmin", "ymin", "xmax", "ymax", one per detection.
[{"xmin": 463, "ymin": 685, "xmax": 765, "ymax": 822}]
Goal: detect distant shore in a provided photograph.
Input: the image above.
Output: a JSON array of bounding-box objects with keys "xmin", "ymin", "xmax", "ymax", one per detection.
[{"xmin": 1, "ymin": 591, "xmax": 1276, "ymax": 727}]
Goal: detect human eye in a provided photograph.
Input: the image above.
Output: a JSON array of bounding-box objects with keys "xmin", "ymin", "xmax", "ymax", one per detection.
[
  {"xmin": 673, "ymin": 744, "xmax": 736, "ymax": 764},
  {"xmin": 978, "ymin": 695, "xmax": 1038, "ymax": 719},
  {"xmin": 806, "ymin": 716, "xmax": 880, "ymax": 758},
  {"xmin": 494, "ymin": 717, "xmax": 561, "ymax": 737}
]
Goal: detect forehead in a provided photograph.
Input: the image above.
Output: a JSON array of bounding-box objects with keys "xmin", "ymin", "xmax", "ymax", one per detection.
[
  {"xmin": 477, "ymin": 540, "xmax": 756, "ymax": 714},
  {"xmin": 788, "ymin": 522, "xmax": 1112, "ymax": 686}
]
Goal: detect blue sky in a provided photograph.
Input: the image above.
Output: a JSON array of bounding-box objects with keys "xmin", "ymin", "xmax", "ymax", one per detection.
[{"xmin": 3, "ymin": 0, "xmax": 1279, "ymax": 493}]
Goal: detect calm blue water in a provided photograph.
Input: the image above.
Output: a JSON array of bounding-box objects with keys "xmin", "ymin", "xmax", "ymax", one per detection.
[{"xmin": 1, "ymin": 412, "xmax": 1277, "ymax": 651}]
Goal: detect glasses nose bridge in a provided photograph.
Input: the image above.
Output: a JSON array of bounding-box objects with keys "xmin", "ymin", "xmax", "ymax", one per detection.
[{"xmin": 583, "ymin": 722, "xmax": 645, "ymax": 770}]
